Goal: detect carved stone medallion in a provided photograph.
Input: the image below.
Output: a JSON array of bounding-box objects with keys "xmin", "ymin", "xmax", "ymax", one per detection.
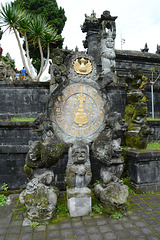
[{"xmin": 53, "ymin": 83, "xmax": 105, "ymax": 143}]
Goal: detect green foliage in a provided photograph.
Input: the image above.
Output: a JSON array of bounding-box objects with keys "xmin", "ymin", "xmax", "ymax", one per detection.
[
  {"xmin": 1, "ymin": 183, "xmax": 8, "ymax": 191},
  {"xmin": 121, "ymin": 177, "xmax": 136, "ymax": 195},
  {"xmin": 90, "ymin": 192, "xmax": 103, "ymax": 216},
  {"xmin": 91, "ymin": 203, "xmax": 103, "ymax": 215},
  {"xmin": 56, "ymin": 195, "xmax": 69, "ymax": 218},
  {"xmin": 0, "ymin": 194, "xmax": 7, "ymax": 206},
  {"xmin": 1, "ymin": 55, "xmax": 15, "ymax": 68},
  {"xmin": 111, "ymin": 212, "xmax": 123, "ymax": 219},
  {"xmin": 30, "ymin": 221, "xmax": 39, "ymax": 228},
  {"xmin": 93, "ymin": 180, "xmax": 100, "ymax": 186},
  {"xmin": 13, "ymin": 0, "xmax": 67, "ymax": 72},
  {"xmin": 50, "ymin": 193, "xmax": 69, "ymax": 224},
  {"xmin": 43, "ymin": 221, "xmax": 49, "ymax": 225},
  {"xmin": 6, "ymin": 61, "xmax": 14, "ymax": 67},
  {"xmin": 2, "ymin": 56, "xmax": 8, "ymax": 62},
  {"xmin": 13, "ymin": 0, "xmax": 66, "ymax": 34}
]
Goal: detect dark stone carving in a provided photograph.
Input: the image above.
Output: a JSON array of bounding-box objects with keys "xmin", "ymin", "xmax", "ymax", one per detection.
[{"xmin": 141, "ymin": 43, "xmax": 149, "ymax": 53}]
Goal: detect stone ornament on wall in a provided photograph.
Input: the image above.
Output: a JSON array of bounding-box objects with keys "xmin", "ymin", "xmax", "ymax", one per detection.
[
  {"xmin": 68, "ymin": 54, "xmax": 98, "ymax": 88},
  {"xmin": 73, "ymin": 57, "xmax": 92, "ymax": 75}
]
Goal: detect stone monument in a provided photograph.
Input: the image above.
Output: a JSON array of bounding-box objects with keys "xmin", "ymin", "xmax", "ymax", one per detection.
[{"xmin": 20, "ymin": 10, "xmax": 128, "ymax": 220}]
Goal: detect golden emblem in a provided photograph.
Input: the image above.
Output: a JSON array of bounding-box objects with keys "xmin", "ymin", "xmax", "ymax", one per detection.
[
  {"xmin": 74, "ymin": 93, "xmax": 88, "ymax": 127},
  {"xmin": 73, "ymin": 58, "xmax": 92, "ymax": 75}
]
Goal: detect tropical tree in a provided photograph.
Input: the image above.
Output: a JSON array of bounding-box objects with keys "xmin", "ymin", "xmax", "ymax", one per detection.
[
  {"xmin": 0, "ymin": 2, "xmax": 61, "ymax": 81},
  {"xmin": 13, "ymin": 0, "xmax": 67, "ymax": 72}
]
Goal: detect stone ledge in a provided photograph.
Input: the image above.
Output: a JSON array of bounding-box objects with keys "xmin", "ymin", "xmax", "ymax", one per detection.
[
  {"xmin": 0, "ymin": 80, "xmax": 49, "ymax": 88},
  {"xmin": 116, "ymin": 49, "xmax": 160, "ymax": 62},
  {"xmin": 0, "ymin": 121, "xmax": 34, "ymax": 128},
  {"xmin": 124, "ymin": 150, "xmax": 160, "ymax": 162}
]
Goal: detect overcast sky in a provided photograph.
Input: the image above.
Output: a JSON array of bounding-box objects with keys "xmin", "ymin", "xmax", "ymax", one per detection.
[{"xmin": 1, "ymin": 0, "xmax": 160, "ymax": 73}]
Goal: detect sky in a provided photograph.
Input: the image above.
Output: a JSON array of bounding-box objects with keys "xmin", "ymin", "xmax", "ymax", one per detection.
[{"xmin": 1, "ymin": 0, "xmax": 160, "ymax": 79}]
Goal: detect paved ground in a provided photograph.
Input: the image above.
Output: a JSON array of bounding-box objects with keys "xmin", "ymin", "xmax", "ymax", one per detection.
[{"xmin": 1, "ymin": 193, "xmax": 160, "ymax": 239}]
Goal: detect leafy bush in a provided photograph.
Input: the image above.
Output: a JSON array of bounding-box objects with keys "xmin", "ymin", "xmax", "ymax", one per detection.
[
  {"xmin": 1, "ymin": 183, "xmax": 8, "ymax": 191},
  {"xmin": 0, "ymin": 194, "xmax": 7, "ymax": 206}
]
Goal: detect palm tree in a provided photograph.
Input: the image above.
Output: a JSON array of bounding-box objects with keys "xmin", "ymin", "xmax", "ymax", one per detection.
[
  {"xmin": 0, "ymin": 3, "xmax": 61, "ymax": 81},
  {"xmin": 17, "ymin": 13, "xmax": 36, "ymax": 79},
  {"xmin": 0, "ymin": 3, "xmax": 32, "ymax": 78}
]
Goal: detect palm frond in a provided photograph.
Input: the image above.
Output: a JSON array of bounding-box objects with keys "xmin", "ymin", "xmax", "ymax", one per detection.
[{"xmin": 0, "ymin": 3, "xmax": 25, "ymax": 30}]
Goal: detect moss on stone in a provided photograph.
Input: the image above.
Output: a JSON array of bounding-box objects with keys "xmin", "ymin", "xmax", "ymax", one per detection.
[
  {"xmin": 24, "ymin": 188, "xmax": 48, "ymax": 207},
  {"xmin": 24, "ymin": 164, "xmax": 33, "ymax": 179},
  {"xmin": 125, "ymin": 132, "xmax": 147, "ymax": 149}
]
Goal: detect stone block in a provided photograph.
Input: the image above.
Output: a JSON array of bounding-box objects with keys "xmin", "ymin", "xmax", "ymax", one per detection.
[
  {"xmin": 125, "ymin": 150, "xmax": 160, "ymax": 192},
  {"xmin": 67, "ymin": 187, "xmax": 91, "ymax": 217}
]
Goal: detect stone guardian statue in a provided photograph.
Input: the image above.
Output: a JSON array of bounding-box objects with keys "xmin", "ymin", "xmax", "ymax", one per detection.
[{"xmin": 66, "ymin": 141, "xmax": 92, "ymax": 217}]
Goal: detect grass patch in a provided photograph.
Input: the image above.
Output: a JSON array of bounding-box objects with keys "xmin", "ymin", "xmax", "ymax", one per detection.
[
  {"xmin": 50, "ymin": 193, "xmax": 70, "ymax": 224},
  {"xmin": 147, "ymin": 117, "xmax": 160, "ymax": 121},
  {"xmin": 0, "ymin": 117, "xmax": 36, "ymax": 122},
  {"xmin": 122, "ymin": 141, "xmax": 160, "ymax": 151},
  {"xmin": 10, "ymin": 117, "xmax": 35, "ymax": 122},
  {"xmin": 146, "ymin": 141, "xmax": 160, "ymax": 150}
]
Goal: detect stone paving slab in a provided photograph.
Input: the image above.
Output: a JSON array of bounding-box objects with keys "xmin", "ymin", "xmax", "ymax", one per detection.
[{"xmin": 1, "ymin": 194, "xmax": 160, "ymax": 239}]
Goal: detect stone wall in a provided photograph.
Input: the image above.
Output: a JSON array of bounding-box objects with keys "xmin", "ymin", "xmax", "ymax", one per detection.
[
  {"xmin": 0, "ymin": 122, "xmax": 42, "ymax": 189},
  {"xmin": 0, "ymin": 81, "xmax": 49, "ymax": 120},
  {"xmin": 116, "ymin": 50, "xmax": 160, "ymax": 85}
]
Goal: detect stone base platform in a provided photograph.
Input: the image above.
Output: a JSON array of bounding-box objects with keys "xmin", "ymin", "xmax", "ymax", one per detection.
[{"xmin": 67, "ymin": 187, "xmax": 91, "ymax": 217}]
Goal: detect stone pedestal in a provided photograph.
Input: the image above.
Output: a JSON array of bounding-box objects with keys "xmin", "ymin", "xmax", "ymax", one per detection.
[
  {"xmin": 125, "ymin": 150, "xmax": 160, "ymax": 192},
  {"xmin": 67, "ymin": 187, "xmax": 91, "ymax": 217}
]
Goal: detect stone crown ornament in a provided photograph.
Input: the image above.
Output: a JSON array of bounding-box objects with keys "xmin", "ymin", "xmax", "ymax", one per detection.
[{"xmin": 73, "ymin": 58, "xmax": 92, "ymax": 75}]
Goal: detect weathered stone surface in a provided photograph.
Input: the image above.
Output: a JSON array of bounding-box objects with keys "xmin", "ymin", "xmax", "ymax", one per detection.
[
  {"xmin": 66, "ymin": 141, "xmax": 92, "ymax": 217},
  {"xmin": 0, "ymin": 59, "xmax": 15, "ymax": 81},
  {"xmin": 19, "ymin": 170, "xmax": 57, "ymax": 221},
  {"xmin": 94, "ymin": 182, "xmax": 128, "ymax": 208},
  {"xmin": 66, "ymin": 141, "xmax": 92, "ymax": 189},
  {"xmin": 24, "ymin": 140, "xmax": 67, "ymax": 179},
  {"xmin": 125, "ymin": 150, "xmax": 160, "ymax": 192},
  {"xmin": 124, "ymin": 69, "xmax": 150, "ymax": 149},
  {"xmin": 67, "ymin": 187, "xmax": 91, "ymax": 217}
]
